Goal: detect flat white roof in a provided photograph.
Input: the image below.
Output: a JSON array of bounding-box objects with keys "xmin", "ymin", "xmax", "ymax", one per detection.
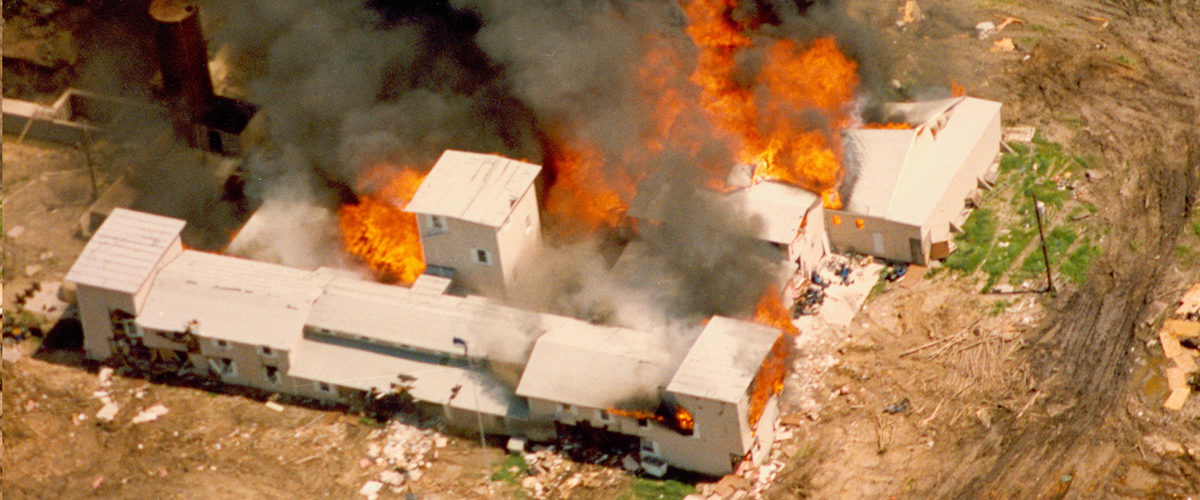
[
  {"xmin": 666, "ymin": 316, "xmax": 780, "ymax": 403},
  {"xmin": 726, "ymin": 180, "xmax": 821, "ymax": 244},
  {"xmin": 287, "ymin": 338, "xmax": 524, "ymax": 418},
  {"xmin": 64, "ymin": 208, "xmax": 186, "ymax": 294},
  {"xmin": 404, "ymin": 150, "xmax": 541, "ymax": 227},
  {"xmin": 136, "ymin": 250, "xmax": 326, "ymax": 350},
  {"xmin": 305, "ymin": 276, "xmax": 539, "ymax": 363},
  {"xmin": 516, "ymin": 318, "xmax": 676, "ymax": 409}
]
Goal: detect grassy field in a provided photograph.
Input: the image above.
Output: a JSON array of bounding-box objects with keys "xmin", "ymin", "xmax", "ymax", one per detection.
[{"xmin": 943, "ymin": 135, "xmax": 1102, "ymax": 291}]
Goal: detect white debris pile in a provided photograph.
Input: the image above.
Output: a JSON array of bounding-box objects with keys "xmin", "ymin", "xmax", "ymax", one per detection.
[
  {"xmin": 131, "ymin": 404, "xmax": 169, "ymax": 424},
  {"xmin": 94, "ymin": 367, "xmax": 120, "ymax": 421},
  {"xmin": 361, "ymin": 419, "xmax": 448, "ymax": 496},
  {"xmin": 500, "ymin": 445, "xmax": 630, "ymax": 499}
]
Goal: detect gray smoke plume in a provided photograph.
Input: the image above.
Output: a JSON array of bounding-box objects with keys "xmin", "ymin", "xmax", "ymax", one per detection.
[{"xmin": 206, "ymin": 0, "xmax": 892, "ymax": 325}]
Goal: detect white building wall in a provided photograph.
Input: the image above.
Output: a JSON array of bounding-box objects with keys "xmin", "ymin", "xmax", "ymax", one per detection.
[
  {"xmin": 494, "ymin": 185, "xmax": 541, "ymax": 287},
  {"xmin": 416, "ymin": 216, "xmax": 505, "ymax": 298},
  {"xmin": 414, "ymin": 184, "xmax": 541, "ymax": 299},
  {"xmin": 924, "ymin": 108, "xmax": 1002, "ymax": 245},
  {"xmin": 76, "ymin": 236, "xmax": 183, "ymax": 361},
  {"xmin": 77, "ymin": 285, "xmax": 137, "ymax": 360}
]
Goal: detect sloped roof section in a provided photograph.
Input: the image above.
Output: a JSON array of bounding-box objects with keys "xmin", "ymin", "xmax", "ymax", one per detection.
[
  {"xmin": 667, "ymin": 316, "xmax": 780, "ymax": 403},
  {"xmin": 726, "ymin": 180, "xmax": 820, "ymax": 244},
  {"xmin": 305, "ymin": 276, "xmax": 540, "ymax": 363},
  {"xmin": 888, "ymin": 97, "xmax": 1002, "ymax": 224},
  {"xmin": 516, "ymin": 319, "xmax": 676, "ymax": 409},
  {"xmin": 136, "ymin": 250, "xmax": 327, "ymax": 349},
  {"xmin": 404, "ymin": 150, "xmax": 541, "ymax": 227},
  {"xmin": 840, "ymin": 128, "xmax": 917, "ymax": 217},
  {"xmin": 65, "ymin": 208, "xmax": 186, "ymax": 294},
  {"xmin": 288, "ymin": 338, "xmax": 526, "ymax": 418}
]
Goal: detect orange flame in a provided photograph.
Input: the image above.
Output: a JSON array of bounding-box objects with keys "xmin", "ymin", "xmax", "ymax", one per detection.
[
  {"xmin": 747, "ymin": 286, "xmax": 797, "ymax": 431},
  {"xmin": 337, "ymin": 168, "xmax": 427, "ymax": 285},
  {"xmin": 951, "ymin": 81, "xmax": 966, "ymax": 97},
  {"xmin": 864, "ymin": 122, "xmax": 911, "ymax": 130},
  {"xmin": 683, "ymin": 0, "xmax": 859, "ymax": 204},
  {"xmin": 607, "ymin": 405, "xmax": 695, "ymax": 434},
  {"xmin": 542, "ymin": 139, "xmax": 633, "ymax": 233}
]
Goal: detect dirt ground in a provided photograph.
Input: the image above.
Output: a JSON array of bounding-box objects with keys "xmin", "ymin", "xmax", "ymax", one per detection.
[
  {"xmin": 5, "ymin": 0, "xmax": 1200, "ymax": 499},
  {"xmin": 767, "ymin": 0, "xmax": 1200, "ymax": 498}
]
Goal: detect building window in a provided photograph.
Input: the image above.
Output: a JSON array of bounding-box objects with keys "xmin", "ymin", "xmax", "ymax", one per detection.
[
  {"xmin": 558, "ymin": 403, "xmax": 574, "ymax": 415},
  {"xmin": 215, "ymin": 339, "xmax": 230, "ymax": 350},
  {"xmin": 424, "ymin": 215, "xmax": 447, "ymax": 235},
  {"xmin": 208, "ymin": 357, "xmax": 236, "ymax": 377},
  {"xmin": 265, "ymin": 365, "xmax": 280, "ymax": 384},
  {"xmin": 472, "ymin": 248, "xmax": 493, "ymax": 265},
  {"xmin": 317, "ymin": 381, "xmax": 336, "ymax": 394},
  {"xmin": 598, "ymin": 409, "xmax": 612, "ymax": 422},
  {"xmin": 637, "ymin": 418, "xmax": 649, "ymax": 428},
  {"xmin": 260, "ymin": 346, "xmax": 276, "ymax": 357}
]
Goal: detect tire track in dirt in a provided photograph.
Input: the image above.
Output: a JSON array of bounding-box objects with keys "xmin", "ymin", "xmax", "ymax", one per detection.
[{"xmin": 942, "ymin": 0, "xmax": 1200, "ymax": 497}]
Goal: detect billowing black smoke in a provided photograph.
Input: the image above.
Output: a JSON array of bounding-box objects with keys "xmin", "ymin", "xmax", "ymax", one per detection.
[{"xmin": 206, "ymin": 0, "xmax": 892, "ymax": 325}]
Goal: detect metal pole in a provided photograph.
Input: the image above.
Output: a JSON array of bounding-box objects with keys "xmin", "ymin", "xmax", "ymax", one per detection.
[
  {"xmin": 1031, "ymin": 193, "xmax": 1055, "ymax": 293},
  {"xmin": 81, "ymin": 127, "xmax": 99, "ymax": 202},
  {"xmin": 455, "ymin": 337, "xmax": 487, "ymax": 449}
]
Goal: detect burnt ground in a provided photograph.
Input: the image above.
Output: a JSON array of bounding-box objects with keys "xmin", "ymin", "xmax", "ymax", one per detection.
[{"xmin": 5, "ymin": 0, "xmax": 1200, "ymax": 499}]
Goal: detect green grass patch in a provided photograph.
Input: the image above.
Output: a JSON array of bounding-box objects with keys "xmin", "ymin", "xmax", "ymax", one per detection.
[
  {"xmin": 944, "ymin": 208, "xmax": 998, "ymax": 273},
  {"xmin": 490, "ymin": 453, "xmax": 529, "ymax": 484},
  {"xmin": 981, "ymin": 228, "xmax": 1036, "ymax": 291},
  {"xmin": 1191, "ymin": 221, "xmax": 1200, "ymax": 239},
  {"xmin": 1017, "ymin": 226, "xmax": 1078, "ymax": 276},
  {"xmin": 1060, "ymin": 243, "xmax": 1101, "ymax": 283},
  {"xmin": 620, "ymin": 478, "xmax": 696, "ymax": 500}
]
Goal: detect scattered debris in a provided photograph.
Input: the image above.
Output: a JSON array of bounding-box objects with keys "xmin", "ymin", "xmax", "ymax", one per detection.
[
  {"xmin": 507, "ymin": 436, "xmax": 527, "ymax": 454},
  {"xmin": 991, "ymin": 38, "xmax": 1016, "ymax": 53},
  {"xmin": 98, "ymin": 366, "xmax": 114, "ymax": 386},
  {"xmin": 1161, "ymin": 284, "xmax": 1200, "ymax": 410},
  {"xmin": 265, "ymin": 401, "xmax": 285, "ymax": 412},
  {"xmin": 131, "ymin": 405, "xmax": 169, "ymax": 424},
  {"xmin": 1083, "ymin": 14, "xmax": 1110, "ymax": 29},
  {"xmin": 994, "ymin": 16, "xmax": 1024, "ymax": 33},
  {"xmin": 882, "ymin": 263, "xmax": 909, "ymax": 282},
  {"xmin": 896, "ymin": 0, "xmax": 920, "ymax": 27},
  {"xmin": 975, "ymin": 21, "xmax": 996, "ymax": 39},
  {"xmin": 358, "ymin": 480, "xmax": 383, "ymax": 500},
  {"xmin": 96, "ymin": 401, "xmax": 120, "ymax": 421},
  {"xmin": 621, "ymin": 454, "xmax": 641, "ymax": 472},
  {"xmin": 7, "ymin": 225, "xmax": 27, "ymax": 238},
  {"xmin": 1003, "ymin": 125, "xmax": 1041, "ymax": 143},
  {"xmin": 883, "ymin": 398, "xmax": 910, "ymax": 414}
]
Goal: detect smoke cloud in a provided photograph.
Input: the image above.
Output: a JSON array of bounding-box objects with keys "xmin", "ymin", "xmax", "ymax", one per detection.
[{"xmin": 204, "ymin": 0, "xmax": 894, "ymax": 327}]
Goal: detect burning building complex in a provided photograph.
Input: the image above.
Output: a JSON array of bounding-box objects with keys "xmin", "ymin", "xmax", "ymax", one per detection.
[
  {"xmin": 57, "ymin": 0, "xmax": 1003, "ymax": 480},
  {"xmin": 69, "ymin": 198, "xmax": 781, "ymax": 476}
]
